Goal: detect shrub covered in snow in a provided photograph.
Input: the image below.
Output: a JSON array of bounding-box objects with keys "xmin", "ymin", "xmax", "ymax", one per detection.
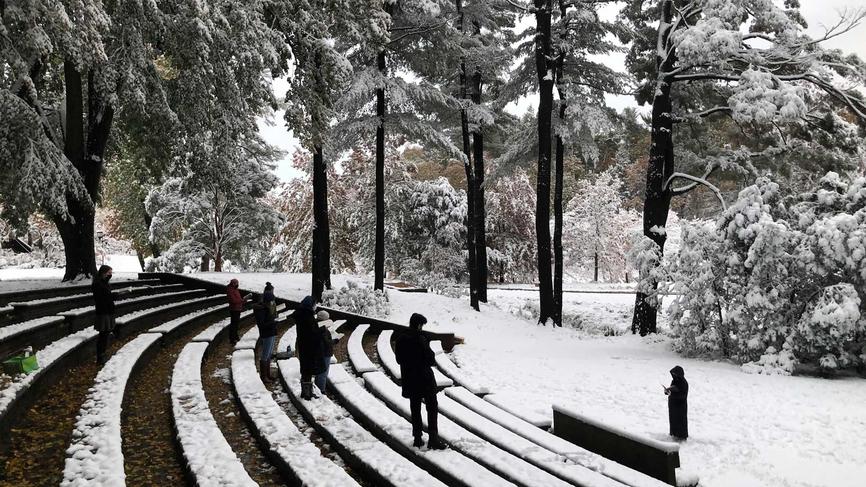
[
  {"xmin": 321, "ymin": 280, "xmax": 390, "ymax": 317},
  {"xmin": 651, "ymin": 173, "xmax": 866, "ymax": 374}
]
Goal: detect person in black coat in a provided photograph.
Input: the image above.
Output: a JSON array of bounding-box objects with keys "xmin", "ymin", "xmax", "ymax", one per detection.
[
  {"xmin": 91, "ymin": 265, "xmax": 125, "ymax": 365},
  {"xmin": 293, "ymin": 296, "xmax": 324, "ymax": 400},
  {"xmin": 314, "ymin": 310, "xmax": 334, "ymax": 394},
  {"xmin": 253, "ymin": 283, "xmax": 280, "ymax": 382},
  {"xmin": 664, "ymin": 365, "xmax": 689, "ymax": 440},
  {"xmin": 395, "ymin": 313, "xmax": 445, "ymax": 450}
]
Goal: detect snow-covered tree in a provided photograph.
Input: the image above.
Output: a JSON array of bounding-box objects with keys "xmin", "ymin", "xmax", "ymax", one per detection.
[
  {"xmin": 657, "ymin": 172, "xmax": 866, "ymax": 374},
  {"xmin": 564, "ymin": 172, "xmax": 642, "ymax": 282},
  {"xmin": 487, "ymin": 170, "xmax": 537, "ymax": 283},
  {"xmin": 621, "ymin": 0, "xmax": 866, "ymax": 335}
]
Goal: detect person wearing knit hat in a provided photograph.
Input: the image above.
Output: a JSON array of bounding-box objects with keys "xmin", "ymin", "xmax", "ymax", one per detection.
[
  {"xmin": 252, "ymin": 285, "xmax": 280, "ymax": 382},
  {"xmin": 226, "ymin": 279, "xmax": 251, "ymax": 344},
  {"xmin": 293, "ymin": 296, "xmax": 325, "ymax": 399},
  {"xmin": 395, "ymin": 313, "xmax": 445, "ymax": 450},
  {"xmin": 314, "ymin": 310, "xmax": 334, "ymax": 394}
]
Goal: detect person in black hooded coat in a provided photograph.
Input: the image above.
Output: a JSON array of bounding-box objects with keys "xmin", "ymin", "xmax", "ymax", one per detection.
[
  {"xmin": 395, "ymin": 313, "xmax": 445, "ymax": 450},
  {"xmin": 664, "ymin": 365, "xmax": 689, "ymax": 440},
  {"xmin": 293, "ymin": 296, "xmax": 324, "ymax": 400}
]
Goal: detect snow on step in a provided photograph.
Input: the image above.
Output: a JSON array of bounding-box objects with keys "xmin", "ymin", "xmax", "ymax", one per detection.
[
  {"xmin": 115, "ymin": 295, "xmax": 221, "ymax": 326},
  {"xmin": 362, "ymin": 371, "xmax": 582, "ymax": 487},
  {"xmin": 61, "ymin": 332, "xmax": 163, "ymax": 487},
  {"xmin": 232, "ymin": 349, "xmax": 358, "ymax": 487},
  {"xmin": 0, "ymin": 315, "xmax": 65, "ymax": 343},
  {"xmin": 328, "ymin": 364, "xmax": 514, "ymax": 487},
  {"xmin": 279, "ymin": 358, "xmax": 446, "ymax": 487},
  {"xmin": 9, "ymin": 291, "xmax": 93, "ymax": 306},
  {"xmin": 172, "ymin": 341, "xmax": 257, "ymax": 487},
  {"xmin": 552, "ymin": 405, "xmax": 680, "ymax": 454},
  {"xmin": 447, "ymin": 389, "xmax": 669, "ymax": 487},
  {"xmin": 0, "ymin": 328, "xmax": 97, "ymax": 420},
  {"xmin": 435, "ymin": 347, "xmax": 489, "ymax": 395},
  {"xmin": 483, "ymin": 394, "xmax": 551, "ymax": 429},
  {"xmin": 347, "ymin": 324, "xmax": 376, "ymax": 373},
  {"xmin": 377, "ymin": 330, "xmax": 452, "ymax": 387},
  {"xmin": 147, "ymin": 305, "xmax": 224, "ymax": 334},
  {"xmin": 193, "ymin": 310, "xmax": 254, "ymax": 342},
  {"xmin": 58, "ymin": 289, "xmax": 206, "ymax": 317}
]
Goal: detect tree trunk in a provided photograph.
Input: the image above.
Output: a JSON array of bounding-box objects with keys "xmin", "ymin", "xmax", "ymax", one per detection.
[
  {"xmin": 534, "ymin": 0, "xmax": 555, "ymax": 325},
  {"xmin": 136, "ymin": 251, "xmax": 145, "ymax": 271},
  {"xmin": 374, "ymin": 5, "xmax": 391, "ymax": 291},
  {"xmin": 594, "ymin": 252, "xmax": 599, "ymax": 282},
  {"xmin": 632, "ymin": 0, "xmax": 676, "ymax": 336},
  {"xmin": 142, "ymin": 203, "xmax": 161, "ymax": 258},
  {"xmin": 312, "ymin": 144, "xmax": 330, "ymax": 302},
  {"xmin": 200, "ymin": 255, "xmax": 210, "ymax": 272},
  {"xmin": 457, "ymin": 0, "xmax": 479, "ymax": 311},
  {"xmin": 553, "ymin": 100, "xmax": 565, "ymax": 326},
  {"xmin": 214, "ymin": 249, "xmax": 222, "ymax": 272},
  {"xmin": 471, "ymin": 58, "xmax": 488, "ymax": 304}
]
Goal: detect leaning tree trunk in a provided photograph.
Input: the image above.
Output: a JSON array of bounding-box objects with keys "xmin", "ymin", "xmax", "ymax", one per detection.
[
  {"xmin": 312, "ymin": 144, "xmax": 330, "ymax": 302},
  {"xmin": 471, "ymin": 60, "xmax": 488, "ymax": 304},
  {"xmin": 632, "ymin": 0, "xmax": 676, "ymax": 336},
  {"xmin": 457, "ymin": 0, "xmax": 479, "ymax": 310},
  {"xmin": 534, "ymin": 0, "xmax": 555, "ymax": 325}
]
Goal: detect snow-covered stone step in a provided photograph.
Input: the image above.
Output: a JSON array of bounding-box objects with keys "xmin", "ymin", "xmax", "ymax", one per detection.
[
  {"xmin": 434, "ymin": 345, "xmax": 490, "ymax": 396},
  {"xmin": 279, "ymin": 357, "xmax": 447, "ymax": 487},
  {"xmin": 232, "ymin": 349, "xmax": 359, "ymax": 486},
  {"xmin": 377, "ymin": 330, "xmax": 453, "ymax": 387},
  {"xmin": 328, "ymin": 364, "xmax": 515, "ymax": 487},
  {"xmin": 347, "ymin": 324, "xmax": 376, "ymax": 373},
  {"xmin": 0, "ymin": 279, "xmax": 162, "ymax": 308},
  {"xmin": 115, "ymin": 295, "xmax": 223, "ymax": 326},
  {"xmin": 61, "ymin": 332, "xmax": 164, "ymax": 486},
  {"xmin": 0, "ymin": 315, "xmax": 66, "ymax": 357},
  {"xmin": 58, "ymin": 289, "xmax": 209, "ymax": 318},
  {"xmin": 172, "ymin": 341, "xmax": 257, "ymax": 487},
  {"xmin": 446, "ymin": 388, "xmax": 669, "ymax": 487},
  {"xmin": 147, "ymin": 305, "xmax": 225, "ymax": 335},
  {"xmin": 483, "ymin": 394, "xmax": 551, "ymax": 430},
  {"xmin": 362, "ymin": 371, "xmax": 595, "ymax": 487},
  {"xmin": 9, "ymin": 291, "xmax": 92, "ymax": 307},
  {"xmin": 0, "ymin": 329, "xmax": 97, "ymax": 426},
  {"xmin": 192, "ymin": 310, "xmax": 254, "ymax": 343}
]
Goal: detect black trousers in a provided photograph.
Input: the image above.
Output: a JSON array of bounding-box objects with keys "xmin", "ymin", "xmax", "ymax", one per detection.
[
  {"xmin": 229, "ymin": 310, "xmax": 241, "ymax": 342},
  {"xmin": 96, "ymin": 330, "xmax": 111, "ymax": 365},
  {"xmin": 410, "ymin": 393, "xmax": 439, "ymax": 440}
]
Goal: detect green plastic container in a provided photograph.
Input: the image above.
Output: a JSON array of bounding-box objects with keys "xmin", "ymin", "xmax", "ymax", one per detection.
[{"xmin": 2, "ymin": 354, "xmax": 39, "ymax": 375}]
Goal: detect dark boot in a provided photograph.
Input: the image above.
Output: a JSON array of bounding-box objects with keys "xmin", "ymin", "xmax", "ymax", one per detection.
[
  {"xmin": 300, "ymin": 381, "xmax": 313, "ymax": 400},
  {"xmin": 427, "ymin": 436, "xmax": 446, "ymax": 450},
  {"xmin": 260, "ymin": 361, "xmax": 272, "ymax": 382},
  {"xmin": 413, "ymin": 437, "xmax": 425, "ymax": 448}
]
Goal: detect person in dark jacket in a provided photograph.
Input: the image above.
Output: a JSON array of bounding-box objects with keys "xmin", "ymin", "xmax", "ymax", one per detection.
[
  {"xmin": 664, "ymin": 365, "xmax": 689, "ymax": 440},
  {"xmin": 253, "ymin": 283, "xmax": 279, "ymax": 382},
  {"xmin": 293, "ymin": 296, "xmax": 324, "ymax": 399},
  {"xmin": 395, "ymin": 313, "xmax": 445, "ymax": 449},
  {"xmin": 226, "ymin": 279, "xmax": 250, "ymax": 344},
  {"xmin": 91, "ymin": 265, "xmax": 126, "ymax": 365},
  {"xmin": 314, "ymin": 310, "xmax": 334, "ymax": 394}
]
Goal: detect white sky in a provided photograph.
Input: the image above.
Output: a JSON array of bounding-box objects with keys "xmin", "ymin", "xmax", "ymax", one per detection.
[{"xmin": 259, "ymin": 1, "xmax": 866, "ymax": 182}]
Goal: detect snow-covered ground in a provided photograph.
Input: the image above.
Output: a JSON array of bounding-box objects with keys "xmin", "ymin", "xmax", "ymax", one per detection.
[{"xmin": 197, "ymin": 272, "xmax": 866, "ymax": 487}]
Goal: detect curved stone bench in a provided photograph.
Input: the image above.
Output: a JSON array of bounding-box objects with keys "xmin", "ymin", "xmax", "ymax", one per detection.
[
  {"xmin": 347, "ymin": 324, "xmax": 377, "ymax": 373},
  {"xmin": 483, "ymin": 394, "xmax": 551, "ymax": 430},
  {"xmin": 328, "ymin": 364, "xmax": 514, "ymax": 487},
  {"xmin": 432, "ymin": 343, "xmax": 489, "ymax": 396},
  {"xmin": 445, "ymin": 388, "xmax": 670, "ymax": 487},
  {"xmin": 59, "ymin": 289, "xmax": 210, "ymax": 333},
  {"xmin": 172, "ymin": 340, "xmax": 257, "ymax": 487},
  {"xmin": 0, "ymin": 279, "xmax": 162, "ymax": 308},
  {"xmin": 61, "ymin": 306, "xmax": 233, "ymax": 486},
  {"xmin": 361, "ymin": 371, "xmax": 581, "ymax": 487},
  {"xmin": 279, "ymin": 357, "xmax": 447, "ymax": 487},
  {"xmin": 377, "ymin": 330, "xmax": 453, "ymax": 387},
  {"xmin": 232, "ymin": 338, "xmax": 358, "ymax": 486}
]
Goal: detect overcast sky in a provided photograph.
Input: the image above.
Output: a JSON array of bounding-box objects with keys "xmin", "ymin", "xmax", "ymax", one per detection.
[{"xmin": 259, "ymin": 1, "xmax": 866, "ymax": 182}]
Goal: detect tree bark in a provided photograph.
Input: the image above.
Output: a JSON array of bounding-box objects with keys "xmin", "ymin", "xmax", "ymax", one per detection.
[
  {"xmin": 374, "ymin": 4, "xmax": 392, "ymax": 291},
  {"xmin": 312, "ymin": 144, "xmax": 330, "ymax": 302},
  {"xmin": 457, "ymin": 0, "xmax": 479, "ymax": 311},
  {"xmin": 594, "ymin": 252, "xmax": 599, "ymax": 282},
  {"xmin": 553, "ymin": 100, "xmax": 565, "ymax": 326},
  {"xmin": 471, "ymin": 57, "xmax": 488, "ymax": 304},
  {"xmin": 200, "ymin": 255, "xmax": 210, "ymax": 272},
  {"xmin": 534, "ymin": 0, "xmax": 555, "ymax": 325},
  {"xmin": 214, "ymin": 248, "xmax": 222, "ymax": 272},
  {"xmin": 142, "ymin": 202, "xmax": 161, "ymax": 258},
  {"xmin": 632, "ymin": 0, "xmax": 676, "ymax": 336}
]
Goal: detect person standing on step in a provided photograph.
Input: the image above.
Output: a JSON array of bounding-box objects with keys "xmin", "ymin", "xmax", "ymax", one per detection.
[
  {"xmin": 92, "ymin": 265, "xmax": 125, "ymax": 365},
  {"xmin": 395, "ymin": 313, "xmax": 445, "ymax": 450},
  {"xmin": 664, "ymin": 365, "xmax": 689, "ymax": 440},
  {"xmin": 253, "ymin": 283, "xmax": 280, "ymax": 382},
  {"xmin": 226, "ymin": 279, "xmax": 251, "ymax": 344},
  {"xmin": 314, "ymin": 310, "xmax": 334, "ymax": 394},
  {"xmin": 293, "ymin": 296, "xmax": 324, "ymax": 399}
]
